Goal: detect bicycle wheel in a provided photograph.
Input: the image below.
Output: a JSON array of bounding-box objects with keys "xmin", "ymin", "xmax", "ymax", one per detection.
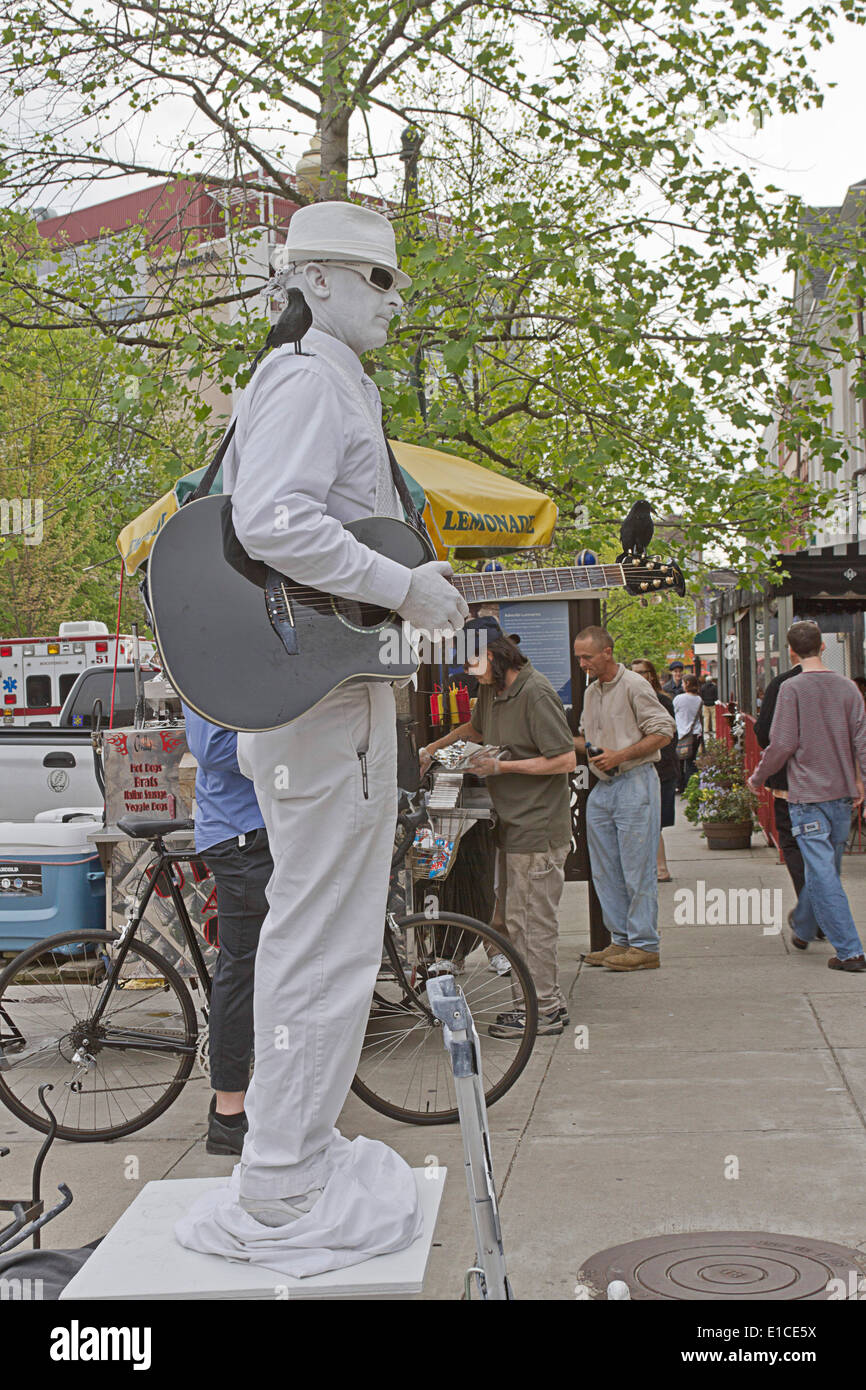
[
  {"xmin": 352, "ymin": 912, "xmax": 537, "ymax": 1125},
  {"xmin": 0, "ymin": 929, "xmax": 198, "ymax": 1142}
]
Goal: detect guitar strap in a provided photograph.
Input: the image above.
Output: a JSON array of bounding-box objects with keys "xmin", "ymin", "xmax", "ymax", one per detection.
[
  {"xmin": 187, "ymin": 419, "xmax": 236, "ymax": 505},
  {"xmin": 384, "ymin": 437, "xmax": 433, "ymax": 551}
]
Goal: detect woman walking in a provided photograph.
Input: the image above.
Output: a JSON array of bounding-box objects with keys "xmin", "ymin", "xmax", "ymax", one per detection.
[{"xmin": 673, "ymin": 675, "xmax": 704, "ymax": 794}]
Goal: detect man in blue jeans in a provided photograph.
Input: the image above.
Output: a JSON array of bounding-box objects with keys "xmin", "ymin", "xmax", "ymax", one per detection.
[
  {"xmin": 573, "ymin": 626, "xmax": 676, "ymax": 972},
  {"xmin": 181, "ymin": 703, "xmax": 272, "ymax": 1149},
  {"xmin": 749, "ymin": 621, "xmax": 866, "ymax": 973}
]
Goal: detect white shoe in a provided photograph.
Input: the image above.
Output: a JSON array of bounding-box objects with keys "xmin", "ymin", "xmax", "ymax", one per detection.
[
  {"xmin": 239, "ymin": 1187, "xmax": 324, "ymax": 1228},
  {"xmin": 488, "ymin": 952, "xmax": 511, "ymax": 976}
]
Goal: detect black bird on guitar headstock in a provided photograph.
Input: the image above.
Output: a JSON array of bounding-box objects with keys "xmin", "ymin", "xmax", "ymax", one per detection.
[
  {"xmin": 614, "ymin": 498, "xmax": 685, "ymax": 596},
  {"xmin": 616, "ymin": 499, "xmax": 654, "ymax": 562}
]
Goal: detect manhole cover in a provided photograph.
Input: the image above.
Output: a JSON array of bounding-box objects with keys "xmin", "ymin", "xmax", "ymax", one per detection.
[{"xmin": 580, "ymin": 1232, "xmax": 866, "ymax": 1300}]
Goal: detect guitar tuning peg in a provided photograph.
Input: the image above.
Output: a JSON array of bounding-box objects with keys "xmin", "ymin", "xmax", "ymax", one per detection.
[
  {"xmin": 666, "ymin": 576, "xmax": 674, "ymax": 585},
  {"xmin": 640, "ymin": 582, "xmax": 649, "ymax": 591},
  {"xmin": 653, "ymin": 579, "xmax": 662, "ymax": 588}
]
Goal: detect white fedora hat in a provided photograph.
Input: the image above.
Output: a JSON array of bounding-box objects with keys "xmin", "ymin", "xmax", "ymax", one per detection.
[{"xmin": 278, "ymin": 202, "xmax": 411, "ymax": 289}]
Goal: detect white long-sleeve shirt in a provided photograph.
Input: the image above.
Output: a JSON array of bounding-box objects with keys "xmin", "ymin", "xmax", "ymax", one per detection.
[{"xmin": 221, "ymin": 327, "xmax": 412, "ymax": 612}]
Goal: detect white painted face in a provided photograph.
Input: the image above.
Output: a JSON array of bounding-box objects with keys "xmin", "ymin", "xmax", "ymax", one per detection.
[{"xmin": 297, "ymin": 262, "xmax": 403, "ymax": 356}]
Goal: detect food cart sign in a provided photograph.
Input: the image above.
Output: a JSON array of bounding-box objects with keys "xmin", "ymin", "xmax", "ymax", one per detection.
[{"xmin": 102, "ymin": 725, "xmax": 192, "ymax": 827}]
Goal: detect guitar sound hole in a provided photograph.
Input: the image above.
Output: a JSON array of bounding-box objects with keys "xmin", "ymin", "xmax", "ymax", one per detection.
[{"xmin": 332, "ymin": 597, "xmax": 390, "ymax": 629}]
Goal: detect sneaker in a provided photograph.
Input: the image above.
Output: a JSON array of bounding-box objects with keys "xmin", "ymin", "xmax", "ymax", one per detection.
[
  {"xmin": 488, "ymin": 953, "xmax": 512, "ymax": 976},
  {"xmin": 583, "ymin": 942, "xmax": 628, "ymax": 968},
  {"xmin": 488, "ymin": 1010, "xmax": 527, "ymax": 1038},
  {"xmin": 489, "ymin": 1009, "xmax": 564, "ymax": 1038},
  {"xmin": 828, "ymin": 954, "xmax": 866, "ymax": 973},
  {"xmin": 604, "ymin": 947, "xmax": 660, "ymax": 972},
  {"xmin": 238, "ymin": 1187, "xmax": 324, "ymax": 1227},
  {"xmin": 537, "ymin": 1009, "xmax": 566, "ymax": 1036},
  {"xmin": 206, "ymin": 1095, "xmax": 247, "ymax": 1156}
]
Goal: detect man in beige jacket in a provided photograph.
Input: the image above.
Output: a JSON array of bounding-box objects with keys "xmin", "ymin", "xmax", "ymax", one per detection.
[{"xmin": 574, "ymin": 626, "xmax": 676, "ymax": 971}]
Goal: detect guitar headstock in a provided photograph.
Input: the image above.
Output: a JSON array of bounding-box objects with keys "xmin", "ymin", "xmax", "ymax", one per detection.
[{"xmin": 621, "ymin": 555, "xmax": 686, "ymax": 598}]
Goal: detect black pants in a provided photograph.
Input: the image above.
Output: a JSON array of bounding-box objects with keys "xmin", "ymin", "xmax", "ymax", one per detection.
[
  {"xmin": 202, "ymin": 827, "xmax": 273, "ymax": 1093},
  {"xmin": 771, "ymin": 797, "xmax": 805, "ymax": 899}
]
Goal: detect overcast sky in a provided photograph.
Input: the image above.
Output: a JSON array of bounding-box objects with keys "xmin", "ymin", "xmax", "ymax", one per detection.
[{"xmin": 719, "ymin": 15, "xmax": 866, "ymax": 208}]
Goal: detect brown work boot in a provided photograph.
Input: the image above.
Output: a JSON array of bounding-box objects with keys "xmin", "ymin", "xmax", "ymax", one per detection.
[
  {"xmin": 828, "ymin": 954, "xmax": 866, "ymax": 973},
  {"xmin": 604, "ymin": 947, "xmax": 660, "ymax": 972},
  {"xmin": 583, "ymin": 942, "xmax": 628, "ymax": 967}
]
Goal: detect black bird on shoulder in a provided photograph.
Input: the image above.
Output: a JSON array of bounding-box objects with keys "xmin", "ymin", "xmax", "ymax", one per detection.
[
  {"xmin": 243, "ymin": 288, "xmax": 313, "ymax": 377},
  {"xmin": 617, "ymin": 499, "xmax": 654, "ymax": 561},
  {"xmin": 267, "ymin": 287, "xmax": 313, "ymax": 353}
]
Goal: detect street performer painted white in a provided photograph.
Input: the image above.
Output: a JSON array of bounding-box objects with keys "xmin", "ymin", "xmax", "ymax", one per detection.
[{"xmin": 176, "ymin": 202, "xmax": 469, "ymax": 1276}]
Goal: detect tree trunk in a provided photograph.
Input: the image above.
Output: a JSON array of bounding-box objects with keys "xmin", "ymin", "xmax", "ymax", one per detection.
[{"xmin": 320, "ymin": 0, "xmax": 350, "ymax": 201}]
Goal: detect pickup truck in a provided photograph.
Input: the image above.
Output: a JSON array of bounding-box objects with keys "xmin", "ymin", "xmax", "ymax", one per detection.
[{"xmin": 0, "ymin": 665, "xmax": 157, "ymax": 821}]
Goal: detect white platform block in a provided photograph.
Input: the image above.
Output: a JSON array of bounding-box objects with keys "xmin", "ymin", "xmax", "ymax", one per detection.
[{"xmin": 60, "ymin": 1169, "xmax": 446, "ymax": 1301}]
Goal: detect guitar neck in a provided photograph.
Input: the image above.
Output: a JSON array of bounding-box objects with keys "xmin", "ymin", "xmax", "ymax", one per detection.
[{"xmin": 451, "ymin": 563, "xmax": 628, "ymax": 605}]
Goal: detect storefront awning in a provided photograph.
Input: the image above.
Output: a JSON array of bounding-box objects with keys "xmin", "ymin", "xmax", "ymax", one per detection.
[{"xmin": 773, "ymin": 552, "xmax": 866, "ymax": 599}]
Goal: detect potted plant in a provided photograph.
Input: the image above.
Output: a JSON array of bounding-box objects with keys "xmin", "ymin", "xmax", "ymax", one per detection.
[{"xmin": 683, "ymin": 737, "xmax": 757, "ymax": 850}]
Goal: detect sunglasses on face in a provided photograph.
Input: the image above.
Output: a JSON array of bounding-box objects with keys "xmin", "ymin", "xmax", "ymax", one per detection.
[{"xmin": 325, "ymin": 261, "xmax": 399, "ymax": 292}]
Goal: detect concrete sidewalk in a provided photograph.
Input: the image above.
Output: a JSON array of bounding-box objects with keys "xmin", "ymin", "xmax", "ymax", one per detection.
[{"xmin": 2, "ymin": 803, "xmax": 865, "ymax": 1300}]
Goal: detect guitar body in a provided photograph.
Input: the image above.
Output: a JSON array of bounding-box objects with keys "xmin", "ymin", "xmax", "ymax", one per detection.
[{"xmin": 148, "ymin": 495, "xmax": 434, "ymax": 731}]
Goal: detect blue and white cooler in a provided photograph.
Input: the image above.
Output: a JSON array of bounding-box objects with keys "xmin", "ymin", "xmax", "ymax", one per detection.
[{"xmin": 0, "ymin": 809, "xmax": 105, "ymax": 954}]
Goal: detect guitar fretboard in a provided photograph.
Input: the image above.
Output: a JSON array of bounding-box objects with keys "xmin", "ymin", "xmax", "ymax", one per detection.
[{"xmin": 452, "ymin": 565, "xmax": 627, "ymax": 603}]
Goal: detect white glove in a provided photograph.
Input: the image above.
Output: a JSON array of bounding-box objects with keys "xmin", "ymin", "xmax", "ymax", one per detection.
[{"xmin": 398, "ymin": 561, "xmax": 469, "ymax": 635}]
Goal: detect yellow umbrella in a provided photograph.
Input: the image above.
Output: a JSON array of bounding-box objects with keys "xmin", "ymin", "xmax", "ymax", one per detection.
[
  {"xmin": 390, "ymin": 441, "xmax": 558, "ymax": 560},
  {"xmin": 117, "ymin": 489, "xmax": 179, "ymax": 576},
  {"xmin": 116, "ymin": 440, "xmax": 558, "ymax": 573}
]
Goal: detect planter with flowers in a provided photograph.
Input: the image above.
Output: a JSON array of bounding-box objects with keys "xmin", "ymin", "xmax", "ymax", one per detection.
[{"xmin": 683, "ymin": 737, "xmax": 757, "ymax": 850}]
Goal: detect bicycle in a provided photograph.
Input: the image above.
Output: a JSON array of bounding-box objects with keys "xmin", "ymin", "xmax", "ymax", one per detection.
[{"xmin": 0, "ymin": 790, "xmax": 536, "ymax": 1141}]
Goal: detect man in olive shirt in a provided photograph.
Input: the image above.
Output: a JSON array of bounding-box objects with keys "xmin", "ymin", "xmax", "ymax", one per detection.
[
  {"xmin": 574, "ymin": 626, "xmax": 676, "ymax": 971},
  {"xmin": 421, "ymin": 617, "xmax": 577, "ymax": 1035}
]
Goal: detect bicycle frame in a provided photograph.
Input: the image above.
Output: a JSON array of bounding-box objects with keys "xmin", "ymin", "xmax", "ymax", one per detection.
[{"xmin": 84, "ymin": 838, "xmax": 212, "ymax": 1056}]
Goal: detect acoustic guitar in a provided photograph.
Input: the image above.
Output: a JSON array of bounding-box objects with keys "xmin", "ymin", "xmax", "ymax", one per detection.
[{"xmin": 147, "ymin": 495, "xmax": 685, "ymax": 731}]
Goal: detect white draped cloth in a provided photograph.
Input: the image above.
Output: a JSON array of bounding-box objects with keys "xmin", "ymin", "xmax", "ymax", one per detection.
[{"xmin": 175, "ymin": 1137, "xmax": 422, "ymax": 1278}]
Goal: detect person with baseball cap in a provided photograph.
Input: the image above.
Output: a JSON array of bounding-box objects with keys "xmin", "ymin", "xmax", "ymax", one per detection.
[{"xmin": 662, "ymin": 661, "xmax": 685, "ymax": 697}]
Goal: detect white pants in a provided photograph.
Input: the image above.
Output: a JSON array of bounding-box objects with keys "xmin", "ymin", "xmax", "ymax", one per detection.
[{"xmin": 235, "ymin": 681, "xmax": 398, "ymax": 1197}]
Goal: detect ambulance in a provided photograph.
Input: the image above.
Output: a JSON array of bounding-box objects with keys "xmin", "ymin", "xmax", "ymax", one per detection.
[{"xmin": 0, "ymin": 621, "xmax": 157, "ymax": 726}]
